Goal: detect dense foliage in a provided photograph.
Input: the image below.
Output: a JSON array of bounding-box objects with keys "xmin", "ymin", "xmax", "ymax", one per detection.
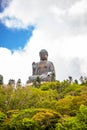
[{"xmin": 0, "ymin": 81, "xmax": 87, "ymax": 130}]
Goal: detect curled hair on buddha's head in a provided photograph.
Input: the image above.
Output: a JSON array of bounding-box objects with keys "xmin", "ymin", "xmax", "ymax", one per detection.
[
  {"xmin": 39, "ymin": 49, "xmax": 48, "ymax": 60},
  {"xmin": 39, "ymin": 49, "xmax": 48, "ymax": 56}
]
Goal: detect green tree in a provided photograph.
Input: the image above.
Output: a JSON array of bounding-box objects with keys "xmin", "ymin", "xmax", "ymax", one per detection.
[
  {"xmin": 0, "ymin": 111, "xmax": 6, "ymax": 128},
  {"xmin": 55, "ymin": 105, "xmax": 87, "ymax": 130},
  {"xmin": 0, "ymin": 74, "xmax": 3, "ymax": 85},
  {"xmin": 16, "ymin": 78, "xmax": 22, "ymax": 88}
]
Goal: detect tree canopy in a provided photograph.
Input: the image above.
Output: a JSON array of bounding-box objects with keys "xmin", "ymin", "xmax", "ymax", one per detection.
[{"xmin": 0, "ymin": 80, "xmax": 87, "ymax": 129}]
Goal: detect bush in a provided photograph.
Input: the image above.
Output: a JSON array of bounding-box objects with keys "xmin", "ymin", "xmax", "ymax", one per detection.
[{"xmin": 0, "ymin": 111, "xmax": 6, "ymax": 128}]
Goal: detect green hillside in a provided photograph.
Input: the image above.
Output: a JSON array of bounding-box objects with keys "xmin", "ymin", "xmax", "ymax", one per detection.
[{"xmin": 0, "ymin": 81, "xmax": 87, "ymax": 130}]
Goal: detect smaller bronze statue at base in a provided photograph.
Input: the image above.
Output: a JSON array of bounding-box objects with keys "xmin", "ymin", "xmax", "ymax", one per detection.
[{"xmin": 27, "ymin": 49, "xmax": 55, "ymax": 84}]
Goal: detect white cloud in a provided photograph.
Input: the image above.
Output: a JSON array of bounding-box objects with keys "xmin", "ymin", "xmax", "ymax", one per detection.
[
  {"xmin": 69, "ymin": 0, "xmax": 87, "ymax": 16},
  {"xmin": 0, "ymin": 0, "xmax": 87, "ymax": 84},
  {"xmin": 2, "ymin": 17, "xmax": 25, "ymax": 28}
]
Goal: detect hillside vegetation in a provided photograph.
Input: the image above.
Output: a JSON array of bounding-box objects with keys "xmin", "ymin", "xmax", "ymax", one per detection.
[{"xmin": 0, "ymin": 81, "xmax": 87, "ymax": 130}]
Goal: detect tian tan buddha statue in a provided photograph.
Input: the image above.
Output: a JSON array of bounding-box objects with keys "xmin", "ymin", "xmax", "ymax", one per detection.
[{"xmin": 28, "ymin": 49, "xmax": 55, "ymax": 83}]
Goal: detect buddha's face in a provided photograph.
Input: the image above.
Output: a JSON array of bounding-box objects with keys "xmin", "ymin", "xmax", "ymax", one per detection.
[
  {"xmin": 40, "ymin": 53, "xmax": 48, "ymax": 60},
  {"xmin": 39, "ymin": 49, "xmax": 48, "ymax": 61}
]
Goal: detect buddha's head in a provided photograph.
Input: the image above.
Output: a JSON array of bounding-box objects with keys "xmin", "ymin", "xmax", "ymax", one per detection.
[{"xmin": 39, "ymin": 49, "xmax": 48, "ymax": 61}]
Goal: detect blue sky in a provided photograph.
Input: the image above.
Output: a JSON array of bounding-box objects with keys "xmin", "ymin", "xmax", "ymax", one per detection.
[
  {"xmin": 0, "ymin": 22, "xmax": 34, "ymax": 50},
  {"xmin": 0, "ymin": 0, "xmax": 34, "ymax": 51}
]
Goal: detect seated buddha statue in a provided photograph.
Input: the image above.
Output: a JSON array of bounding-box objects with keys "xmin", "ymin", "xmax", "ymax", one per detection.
[{"xmin": 28, "ymin": 49, "xmax": 56, "ymax": 83}]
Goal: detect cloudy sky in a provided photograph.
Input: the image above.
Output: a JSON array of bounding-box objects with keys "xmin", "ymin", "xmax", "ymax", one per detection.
[{"xmin": 0, "ymin": 0, "xmax": 87, "ymax": 84}]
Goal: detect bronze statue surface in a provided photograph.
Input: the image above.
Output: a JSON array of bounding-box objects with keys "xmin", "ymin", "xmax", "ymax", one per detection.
[{"xmin": 27, "ymin": 49, "xmax": 55, "ymax": 83}]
